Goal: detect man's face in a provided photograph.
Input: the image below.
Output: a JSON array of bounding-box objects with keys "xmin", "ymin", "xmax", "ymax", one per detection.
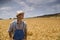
[{"xmin": 17, "ymin": 13, "xmax": 24, "ymax": 20}]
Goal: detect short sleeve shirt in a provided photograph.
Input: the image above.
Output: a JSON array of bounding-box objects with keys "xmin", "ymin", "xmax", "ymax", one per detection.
[{"xmin": 8, "ymin": 20, "xmax": 26, "ymax": 34}]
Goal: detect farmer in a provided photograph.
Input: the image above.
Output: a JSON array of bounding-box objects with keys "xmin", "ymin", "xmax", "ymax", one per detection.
[{"xmin": 8, "ymin": 11, "xmax": 27, "ymax": 40}]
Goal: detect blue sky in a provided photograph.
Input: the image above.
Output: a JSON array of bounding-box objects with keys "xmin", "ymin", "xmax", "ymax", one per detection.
[{"xmin": 0, "ymin": 0, "xmax": 60, "ymax": 19}]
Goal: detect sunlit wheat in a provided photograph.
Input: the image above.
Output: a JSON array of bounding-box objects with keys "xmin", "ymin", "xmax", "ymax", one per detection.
[{"xmin": 0, "ymin": 17, "xmax": 60, "ymax": 40}]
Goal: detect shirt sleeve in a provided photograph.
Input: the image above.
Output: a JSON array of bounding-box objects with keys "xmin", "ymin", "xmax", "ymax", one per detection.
[
  {"xmin": 8, "ymin": 22, "xmax": 13, "ymax": 32},
  {"xmin": 24, "ymin": 23, "xmax": 27, "ymax": 38}
]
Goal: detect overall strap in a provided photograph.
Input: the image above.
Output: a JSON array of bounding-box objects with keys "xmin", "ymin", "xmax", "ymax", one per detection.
[
  {"xmin": 15, "ymin": 21, "xmax": 25, "ymax": 30},
  {"xmin": 22, "ymin": 22, "xmax": 24, "ymax": 29}
]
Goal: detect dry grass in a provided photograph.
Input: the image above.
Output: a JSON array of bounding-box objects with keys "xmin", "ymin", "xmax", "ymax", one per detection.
[{"xmin": 0, "ymin": 17, "xmax": 60, "ymax": 40}]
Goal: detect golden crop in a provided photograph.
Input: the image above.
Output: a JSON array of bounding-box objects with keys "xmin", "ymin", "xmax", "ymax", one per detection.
[{"xmin": 0, "ymin": 17, "xmax": 60, "ymax": 40}]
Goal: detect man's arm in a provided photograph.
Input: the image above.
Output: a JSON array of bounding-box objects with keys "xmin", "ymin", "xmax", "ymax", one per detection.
[
  {"xmin": 24, "ymin": 24, "xmax": 27, "ymax": 40},
  {"xmin": 8, "ymin": 32, "xmax": 12, "ymax": 38},
  {"xmin": 8, "ymin": 23, "xmax": 13, "ymax": 38}
]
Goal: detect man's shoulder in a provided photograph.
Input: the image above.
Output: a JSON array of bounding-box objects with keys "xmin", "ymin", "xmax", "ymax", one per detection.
[
  {"xmin": 10, "ymin": 20, "xmax": 17, "ymax": 25},
  {"xmin": 23, "ymin": 21, "xmax": 27, "ymax": 25}
]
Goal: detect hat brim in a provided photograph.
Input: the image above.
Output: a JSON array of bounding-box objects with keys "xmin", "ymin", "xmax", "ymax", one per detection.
[{"xmin": 16, "ymin": 13, "xmax": 24, "ymax": 17}]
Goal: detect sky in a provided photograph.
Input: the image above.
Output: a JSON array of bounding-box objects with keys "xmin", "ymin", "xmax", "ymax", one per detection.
[{"xmin": 0, "ymin": 0, "xmax": 60, "ymax": 19}]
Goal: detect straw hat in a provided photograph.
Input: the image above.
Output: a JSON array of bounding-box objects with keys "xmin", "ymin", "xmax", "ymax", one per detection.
[{"xmin": 16, "ymin": 10, "xmax": 24, "ymax": 17}]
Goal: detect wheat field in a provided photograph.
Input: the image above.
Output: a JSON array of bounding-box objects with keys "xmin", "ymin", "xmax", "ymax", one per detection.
[{"xmin": 0, "ymin": 17, "xmax": 60, "ymax": 40}]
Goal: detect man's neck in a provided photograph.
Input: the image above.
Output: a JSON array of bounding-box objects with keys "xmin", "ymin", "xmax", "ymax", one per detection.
[{"xmin": 17, "ymin": 19, "xmax": 22, "ymax": 24}]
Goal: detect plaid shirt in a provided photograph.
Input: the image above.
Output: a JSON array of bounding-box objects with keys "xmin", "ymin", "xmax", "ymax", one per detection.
[{"xmin": 8, "ymin": 20, "xmax": 27, "ymax": 35}]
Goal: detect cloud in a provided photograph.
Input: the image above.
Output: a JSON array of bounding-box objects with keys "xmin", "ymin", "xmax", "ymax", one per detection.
[
  {"xmin": 13, "ymin": 0, "xmax": 58, "ymax": 11},
  {"xmin": 0, "ymin": 0, "xmax": 11, "ymax": 3},
  {"xmin": 25, "ymin": 0, "xmax": 60, "ymax": 11},
  {"xmin": 13, "ymin": 0, "xmax": 35, "ymax": 12},
  {"xmin": 0, "ymin": 0, "xmax": 60, "ymax": 19},
  {"xmin": 47, "ymin": 0, "xmax": 60, "ymax": 6},
  {"xmin": 26, "ymin": 0, "xmax": 60, "ymax": 13},
  {"xmin": 26, "ymin": 0, "xmax": 55, "ymax": 6},
  {"xmin": 12, "ymin": 0, "xmax": 60, "ymax": 17},
  {"xmin": 0, "ymin": 6, "xmax": 13, "ymax": 16},
  {"xmin": 0, "ymin": 7, "xmax": 12, "ymax": 11},
  {"xmin": 0, "ymin": 0, "xmax": 11, "ymax": 5},
  {"xmin": 0, "ymin": 6, "xmax": 16, "ymax": 19},
  {"xmin": 0, "ymin": 10, "xmax": 16, "ymax": 19}
]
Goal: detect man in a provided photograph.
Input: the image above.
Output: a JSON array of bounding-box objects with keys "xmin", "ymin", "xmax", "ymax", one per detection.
[{"xmin": 8, "ymin": 11, "xmax": 27, "ymax": 40}]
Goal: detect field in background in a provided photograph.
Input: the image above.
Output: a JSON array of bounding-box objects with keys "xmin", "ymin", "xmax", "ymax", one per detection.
[{"xmin": 0, "ymin": 17, "xmax": 60, "ymax": 40}]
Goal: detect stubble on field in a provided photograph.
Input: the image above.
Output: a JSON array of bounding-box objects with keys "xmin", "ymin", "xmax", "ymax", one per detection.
[{"xmin": 0, "ymin": 17, "xmax": 60, "ymax": 40}]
